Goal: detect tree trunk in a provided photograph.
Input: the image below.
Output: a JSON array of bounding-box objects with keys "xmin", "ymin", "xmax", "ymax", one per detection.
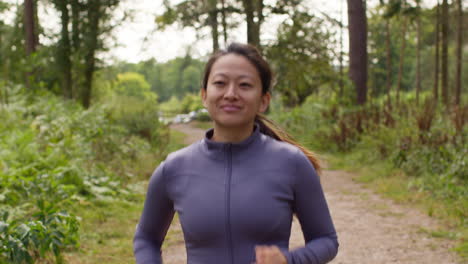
[
  {"xmin": 242, "ymin": 0, "xmax": 255, "ymax": 46},
  {"xmin": 57, "ymin": 1, "xmax": 73, "ymax": 99},
  {"xmin": 207, "ymin": 0, "xmax": 219, "ymax": 52},
  {"xmin": 71, "ymin": 0, "xmax": 81, "ymax": 51},
  {"xmin": 253, "ymin": 0, "xmax": 263, "ymax": 49},
  {"xmin": 24, "ymin": 0, "xmax": 37, "ymax": 89},
  {"xmin": 433, "ymin": 0, "xmax": 440, "ymax": 101},
  {"xmin": 416, "ymin": 2, "xmax": 421, "ymax": 106},
  {"xmin": 347, "ymin": 0, "xmax": 368, "ymax": 105},
  {"xmin": 396, "ymin": 18, "xmax": 407, "ymax": 105},
  {"xmin": 221, "ymin": 0, "xmax": 228, "ymax": 45},
  {"xmin": 24, "ymin": 0, "xmax": 37, "ymax": 55},
  {"xmin": 441, "ymin": 0, "xmax": 449, "ymax": 105},
  {"xmin": 339, "ymin": 0, "xmax": 344, "ymax": 98},
  {"xmin": 82, "ymin": 2, "xmax": 100, "ymax": 109},
  {"xmin": 454, "ymin": 0, "xmax": 463, "ymax": 106},
  {"xmin": 386, "ymin": 19, "xmax": 392, "ymax": 107}
]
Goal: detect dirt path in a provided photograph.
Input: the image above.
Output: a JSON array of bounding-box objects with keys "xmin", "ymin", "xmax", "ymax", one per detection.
[{"xmin": 164, "ymin": 123, "xmax": 461, "ymax": 264}]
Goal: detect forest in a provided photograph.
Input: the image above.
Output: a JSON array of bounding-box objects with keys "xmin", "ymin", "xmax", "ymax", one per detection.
[{"xmin": 0, "ymin": 0, "xmax": 466, "ymax": 263}]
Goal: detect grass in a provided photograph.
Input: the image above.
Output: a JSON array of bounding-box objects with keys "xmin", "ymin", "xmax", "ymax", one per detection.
[
  {"xmin": 63, "ymin": 126, "xmax": 189, "ymax": 263},
  {"xmin": 327, "ymin": 152, "xmax": 468, "ymax": 262}
]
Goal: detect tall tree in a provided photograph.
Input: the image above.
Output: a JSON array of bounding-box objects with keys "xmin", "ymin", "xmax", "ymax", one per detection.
[
  {"xmin": 220, "ymin": 0, "xmax": 229, "ymax": 45},
  {"xmin": 206, "ymin": 0, "xmax": 219, "ymax": 51},
  {"xmin": 415, "ymin": 0, "xmax": 421, "ymax": 105},
  {"xmin": 54, "ymin": 0, "xmax": 73, "ymax": 99},
  {"xmin": 440, "ymin": 0, "xmax": 448, "ymax": 105},
  {"xmin": 241, "ymin": 0, "xmax": 263, "ymax": 48},
  {"xmin": 347, "ymin": 0, "xmax": 368, "ymax": 105},
  {"xmin": 82, "ymin": 1, "xmax": 100, "ymax": 108},
  {"xmin": 23, "ymin": 0, "xmax": 37, "ymax": 55},
  {"xmin": 454, "ymin": 0, "xmax": 463, "ymax": 106},
  {"xmin": 23, "ymin": 0, "xmax": 38, "ymax": 89},
  {"xmin": 433, "ymin": 0, "xmax": 440, "ymax": 101}
]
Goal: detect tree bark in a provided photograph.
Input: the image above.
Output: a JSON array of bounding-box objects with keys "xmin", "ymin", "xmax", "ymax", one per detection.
[
  {"xmin": 71, "ymin": 0, "xmax": 81, "ymax": 51},
  {"xmin": 242, "ymin": 0, "xmax": 255, "ymax": 45},
  {"xmin": 347, "ymin": 0, "xmax": 368, "ymax": 105},
  {"xmin": 386, "ymin": 19, "xmax": 392, "ymax": 107},
  {"xmin": 24, "ymin": 0, "xmax": 37, "ymax": 55},
  {"xmin": 339, "ymin": 0, "xmax": 344, "ymax": 98},
  {"xmin": 24, "ymin": 0, "xmax": 37, "ymax": 89},
  {"xmin": 207, "ymin": 0, "xmax": 219, "ymax": 52},
  {"xmin": 253, "ymin": 0, "xmax": 263, "ymax": 48},
  {"xmin": 396, "ymin": 17, "xmax": 408, "ymax": 105},
  {"xmin": 433, "ymin": 0, "xmax": 440, "ymax": 101},
  {"xmin": 416, "ymin": 2, "xmax": 421, "ymax": 106},
  {"xmin": 441, "ymin": 0, "xmax": 449, "ymax": 105},
  {"xmin": 221, "ymin": 0, "xmax": 228, "ymax": 45},
  {"xmin": 82, "ymin": 2, "xmax": 100, "ymax": 108},
  {"xmin": 454, "ymin": 0, "xmax": 463, "ymax": 106},
  {"xmin": 242, "ymin": 0, "xmax": 262, "ymax": 48},
  {"xmin": 56, "ymin": 1, "xmax": 73, "ymax": 99}
]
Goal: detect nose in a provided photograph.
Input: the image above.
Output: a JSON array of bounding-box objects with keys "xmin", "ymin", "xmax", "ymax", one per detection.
[{"xmin": 223, "ymin": 83, "xmax": 238, "ymax": 100}]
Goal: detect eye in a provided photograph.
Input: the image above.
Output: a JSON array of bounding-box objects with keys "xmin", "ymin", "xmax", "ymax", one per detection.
[
  {"xmin": 213, "ymin": 80, "xmax": 226, "ymax": 87},
  {"xmin": 240, "ymin": 82, "xmax": 252, "ymax": 88}
]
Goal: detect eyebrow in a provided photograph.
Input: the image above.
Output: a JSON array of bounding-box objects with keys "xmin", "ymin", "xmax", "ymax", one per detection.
[{"xmin": 211, "ymin": 73, "xmax": 255, "ymax": 80}]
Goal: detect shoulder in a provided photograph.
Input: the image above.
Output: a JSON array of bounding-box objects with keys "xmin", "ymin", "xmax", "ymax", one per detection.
[
  {"xmin": 261, "ymin": 134, "xmax": 317, "ymax": 173},
  {"xmin": 162, "ymin": 140, "xmax": 203, "ymax": 173},
  {"xmin": 261, "ymin": 134, "xmax": 304, "ymax": 160}
]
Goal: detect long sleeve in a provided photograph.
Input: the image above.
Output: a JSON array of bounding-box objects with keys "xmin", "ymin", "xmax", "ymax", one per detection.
[
  {"xmin": 133, "ymin": 162, "xmax": 175, "ymax": 264},
  {"xmin": 283, "ymin": 150, "xmax": 339, "ymax": 264}
]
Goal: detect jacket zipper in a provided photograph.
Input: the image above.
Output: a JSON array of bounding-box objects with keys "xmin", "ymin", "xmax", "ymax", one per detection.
[{"xmin": 225, "ymin": 144, "xmax": 233, "ymax": 264}]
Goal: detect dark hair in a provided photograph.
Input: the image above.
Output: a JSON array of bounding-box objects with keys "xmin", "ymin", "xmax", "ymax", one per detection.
[{"xmin": 201, "ymin": 43, "xmax": 322, "ymax": 174}]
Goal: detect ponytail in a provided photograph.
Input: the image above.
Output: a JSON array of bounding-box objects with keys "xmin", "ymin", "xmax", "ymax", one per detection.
[{"xmin": 255, "ymin": 114, "xmax": 322, "ymax": 175}]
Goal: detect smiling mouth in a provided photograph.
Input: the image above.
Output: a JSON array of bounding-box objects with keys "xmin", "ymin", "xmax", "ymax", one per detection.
[{"xmin": 221, "ymin": 105, "xmax": 242, "ymax": 112}]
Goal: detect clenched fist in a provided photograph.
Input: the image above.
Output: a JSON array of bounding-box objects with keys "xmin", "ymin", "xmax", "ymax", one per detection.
[{"xmin": 254, "ymin": 245, "xmax": 287, "ymax": 264}]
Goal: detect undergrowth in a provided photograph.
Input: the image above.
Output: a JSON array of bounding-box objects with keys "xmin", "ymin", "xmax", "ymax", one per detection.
[
  {"xmin": 0, "ymin": 86, "xmax": 168, "ymax": 263},
  {"xmin": 269, "ymin": 92, "xmax": 467, "ymax": 259}
]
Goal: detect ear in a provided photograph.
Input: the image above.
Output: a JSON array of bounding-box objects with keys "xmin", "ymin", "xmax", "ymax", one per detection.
[
  {"xmin": 200, "ymin": 88, "xmax": 208, "ymax": 108},
  {"xmin": 259, "ymin": 92, "xmax": 271, "ymax": 113}
]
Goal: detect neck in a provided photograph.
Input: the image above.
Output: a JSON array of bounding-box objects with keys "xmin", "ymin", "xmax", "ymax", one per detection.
[{"xmin": 212, "ymin": 122, "xmax": 255, "ymax": 143}]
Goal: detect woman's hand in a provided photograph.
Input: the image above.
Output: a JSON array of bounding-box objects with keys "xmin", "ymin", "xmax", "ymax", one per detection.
[{"xmin": 254, "ymin": 245, "xmax": 287, "ymax": 264}]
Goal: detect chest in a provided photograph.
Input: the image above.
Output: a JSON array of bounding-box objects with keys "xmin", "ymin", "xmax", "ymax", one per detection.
[{"xmin": 167, "ymin": 161, "xmax": 295, "ymax": 246}]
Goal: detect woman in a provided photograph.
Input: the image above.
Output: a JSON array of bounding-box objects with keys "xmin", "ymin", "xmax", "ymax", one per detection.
[{"xmin": 133, "ymin": 43, "xmax": 339, "ymax": 264}]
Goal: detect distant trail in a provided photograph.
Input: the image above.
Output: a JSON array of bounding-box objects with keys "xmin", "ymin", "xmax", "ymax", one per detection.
[{"xmin": 163, "ymin": 123, "xmax": 461, "ymax": 264}]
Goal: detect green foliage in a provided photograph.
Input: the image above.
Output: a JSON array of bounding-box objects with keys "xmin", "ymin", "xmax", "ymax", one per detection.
[
  {"xmin": 269, "ymin": 91, "xmax": 467, "ymax": 233},
  {"xmin": 0, "ymin": 86, "xmax": 168, "ymax": 262},
  {"xmin": 265, "ymin": 11, "xmax": 337, "ymax": 106},
  {"xmin": 114, "ymin": 56, "xmax": 204, "ymax": 102},
  {"xmin": 160, "ymin": 93, "xmax": 203, "ymax": 115},
  {"xmin": 180, "ymin": 93, "xmax": 203, "ymax": 113},
  {"xmin": 115, "ymin": 72, "xmax": 157, "ymax": 101}
]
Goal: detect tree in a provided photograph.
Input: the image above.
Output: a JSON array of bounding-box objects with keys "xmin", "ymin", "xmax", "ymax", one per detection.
[
  {"xmin": 81, "ymin": 0, "xmax": 122, "ymax": 108},
  {"xmin": 266, "ymin": 11, "xmax": 335, "ymax": 106},
  {"xmin": 53, "ymin": 0, "xmax": 72, "ymax": 99},
  {"xmin": 115, "ymin": 72, "xmax": 157, "ymax": 100},
  {"xmin": 347, "ymin": 0, "xmax": 368, "ymax": 105},
  {"xmin": 23, "ymin": 0, "xmax": 38, "ymax": 89},
  {"xmin": 241, "ymin": 0, "xmax": 263, "ymax": 48},
  {"xmin": 454, "ymin": 0, "xmax": 463, "ymax": 106},
  {"xmin": 82, "ymin": 1, "xmax": 100, "ymax": 108},
  {"xmin": 23, "ymin": 0, "xmax": 37, "ymax": 55},
  {"xmin": 433, "ymin": 0, "xmax": 440, "ymax": 101},
  {"xmin": 440, "ymin": 0, "xmax": 448, "ymax": 105},
  {"xmin": 415, "ymin": 0, "xmax": 421, "ymax": 105}
]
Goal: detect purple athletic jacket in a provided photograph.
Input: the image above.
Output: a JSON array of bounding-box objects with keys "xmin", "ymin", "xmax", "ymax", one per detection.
[{"xmin": 133, "ymin": 124, "xmax": 339, "ymax": 264}]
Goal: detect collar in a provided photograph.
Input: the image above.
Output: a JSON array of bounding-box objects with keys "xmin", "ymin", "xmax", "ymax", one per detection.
[{"xmin": 200, "ymin": 123, "xmax": 263, "ymax": 160}]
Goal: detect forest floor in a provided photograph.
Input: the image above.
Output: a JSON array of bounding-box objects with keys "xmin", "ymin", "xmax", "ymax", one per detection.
[{"xmin": 163, "ymin": 123, "xmax": 462, "ymax": 264}]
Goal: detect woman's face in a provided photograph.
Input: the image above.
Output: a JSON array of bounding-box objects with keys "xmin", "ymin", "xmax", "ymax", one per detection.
[{"xmin": 202, "ymin": 54, "xmax": 270, "ymax": 129}]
